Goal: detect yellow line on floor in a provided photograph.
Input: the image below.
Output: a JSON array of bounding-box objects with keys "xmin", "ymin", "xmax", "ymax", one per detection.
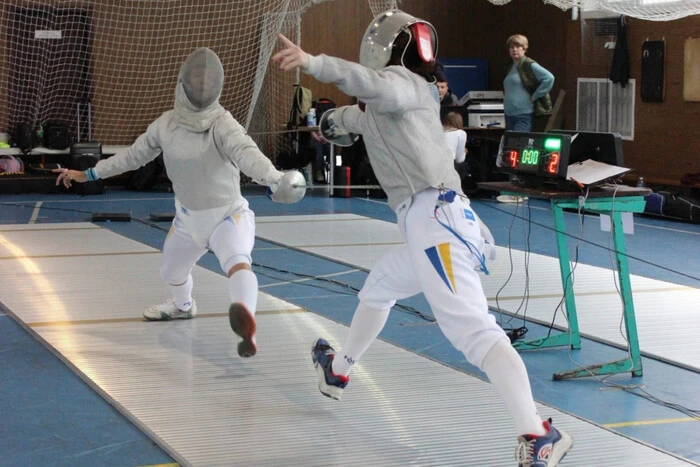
[
  {"xmin": 256, "ymin": 217, "xmax": 372, "ymax": 224},
  {"xmin": 489, "ymin": 285, "xmax": 693, "ymax": 301},
  {"xmin": 0, "ymin": 251, "xmax": 160, "ymax": 261},
  {"xmin": 604, "ymin": 417, "xmax": 699, "ymax": 428},
  {"xmin": 0, "ymin": 226, "xmax": 101, "ymax": 232},
  {"xmin": 27, "ymin": 308, "xmax": 307, "ymax": 327},
  {"xmin": 294, "ymin": 241, "xmax": 405, "ymax": 248}
]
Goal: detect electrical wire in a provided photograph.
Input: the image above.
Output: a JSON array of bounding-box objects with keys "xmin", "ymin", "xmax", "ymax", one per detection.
[
  {"xmin": 2, "ymin": 197, "xmax": 698, "ymax": 282},
  {"xmin": 493, "ymin": 199, "xmax": 529, "ymax": 340},
  {"xmin": 2, "ymin": 198, "xmax": 698, "ymax": 417},
  {"xmin": 477, "ymin": 198, "xmax": 700, "ymax": 283},
  {"xmin": 0, "ymin": 201, "xmax": 436, "ymax": 323},
  {"xmin": 492, "ymin": 186, "xmax": 700, "ymax": 419}
]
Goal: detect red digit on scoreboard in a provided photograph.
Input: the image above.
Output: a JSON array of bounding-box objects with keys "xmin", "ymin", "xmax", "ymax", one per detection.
[
  {"xmin": 509, "ymin": 150, "xmax": 518, "ymax": 167},
  {"xmin": 547, "ymin": 152, "xmax": 559, "ymax": 174}
]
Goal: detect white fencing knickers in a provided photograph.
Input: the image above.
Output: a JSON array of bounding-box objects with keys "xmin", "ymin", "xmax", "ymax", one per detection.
[
  {"xmin": 357, "ymin": 187, "xmax": 509, "ymax": 370},
  {"xmin": 160, "ymin": 206, "xmax": 256, "ymax": 285}
]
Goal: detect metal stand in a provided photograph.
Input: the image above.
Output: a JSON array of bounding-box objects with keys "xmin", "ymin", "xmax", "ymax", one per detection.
[
  {"xmin": 477, "ymin": 181, "xmax": 650, "ymax": 380},
  {"xmin": 511, "ymin": 195, "xmax": 646, "ymax": 379}
]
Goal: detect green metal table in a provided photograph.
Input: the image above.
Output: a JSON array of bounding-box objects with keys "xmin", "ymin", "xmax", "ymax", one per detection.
[{"xmin": 478, "ymin": 181, "xmax": 649, "ymax": 380}]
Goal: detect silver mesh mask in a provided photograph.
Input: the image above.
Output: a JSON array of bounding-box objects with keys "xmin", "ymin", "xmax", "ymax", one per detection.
[
  {"xmin": 178, "ymin": 47, "xmax": 224, "ymax": 109},
  {"xmin": 359, "ymin": 10, "xmax": 437, "ymax": 71}
]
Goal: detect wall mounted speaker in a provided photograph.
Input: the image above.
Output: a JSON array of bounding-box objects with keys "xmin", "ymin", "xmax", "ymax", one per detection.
[{"xmin": 641, "ymin": 40, "xmax": 665, "ymax": 102}]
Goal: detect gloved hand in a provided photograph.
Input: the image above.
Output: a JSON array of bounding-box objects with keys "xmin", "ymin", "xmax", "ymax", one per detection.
[
  {"xmin": 267, "ymin": 170, "xmax": 306, "ymax": 204},
  {"xmin": 318, "ymin": 108, "xmax": 359, "ymax": 147}
]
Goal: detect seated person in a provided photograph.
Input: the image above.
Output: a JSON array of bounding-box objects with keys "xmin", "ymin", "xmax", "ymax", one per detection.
[
  {"xmin": 436, "ymin": 70, "xmax": 459, "ymax": 106},
  {"xmin": 443, "ymin": 111, "xmax": 473, "ymax": 194},
  {"xmin": 442, "ymin": 111, "xmax": 466, "ymax": 163}
]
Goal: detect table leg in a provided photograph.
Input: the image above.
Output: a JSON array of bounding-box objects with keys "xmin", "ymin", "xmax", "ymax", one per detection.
[
  {"xmin": 553, "ymin": 209, "xmax": 643, "ymax": 379},
  {"xmin": 328, "ymin": 143, "xmax": 335, "ymax": 194},
  {"xmin": 610, "ymin": 209, "xmax": 643, "ymax": 376},
  {"xmin": 512, "ymin": 202, "xmax": 581, "ymax": 350}
]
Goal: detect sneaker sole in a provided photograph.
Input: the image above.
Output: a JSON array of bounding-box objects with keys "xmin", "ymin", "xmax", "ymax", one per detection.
[
  {"xmin": 314, "ymin": 363, "xmax": 344, "ymax": 400},
  {"xmin": 143, "ymin": 311, "xmax": 194, "ymax": 321},
  {"xmin": 547, "ymin": 430, "xmax": 574, "ymax": 467},
  {"xmin": 229, "ymin": 303, "xmax": 257, "ymax": 358}
]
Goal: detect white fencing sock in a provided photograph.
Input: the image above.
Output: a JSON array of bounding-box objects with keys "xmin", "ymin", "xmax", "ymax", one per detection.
[
  {"xmin": 168, "ymin": 274, "xmax": 194, "ymax": 311},
  {"xmin": 331, "ymin": 303, "xmax": 390, "ymax": 376},
  {"xmin": 481, "ymin": 338, "xmax": 546, "ymax": 436},
  {"xmin": 229, "ymin": 269, "xmax": 258, "ymax": 315}
]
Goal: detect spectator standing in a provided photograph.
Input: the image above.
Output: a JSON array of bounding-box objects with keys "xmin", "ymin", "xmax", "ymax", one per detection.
[{"xmin": 503, "ymin": 34, "xmax": 554, "ymax": 132}]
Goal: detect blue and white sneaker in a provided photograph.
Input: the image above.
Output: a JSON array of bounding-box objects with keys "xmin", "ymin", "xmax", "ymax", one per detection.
[
  {"xmin": 311, "ymin": 338, "xmax": 349, "ymax": 400},
  {"xmin": 515, "ymin": 418, "xmax": 573, "ymax": 467}
]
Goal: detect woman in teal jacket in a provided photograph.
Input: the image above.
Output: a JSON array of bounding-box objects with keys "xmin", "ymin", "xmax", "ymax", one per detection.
[{"xmin": 503, "ymin": 34, "xmax": 554, "ymax": 131}]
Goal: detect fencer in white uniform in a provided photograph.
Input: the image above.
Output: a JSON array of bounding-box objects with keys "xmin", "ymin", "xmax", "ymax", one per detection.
[
  {"xmin": 273, "ymin": 10, "xmax": 572, "ymax": 466},
  {"xmin": 55, "ymin": 47, "xmax": 305, "ymax": 358}
]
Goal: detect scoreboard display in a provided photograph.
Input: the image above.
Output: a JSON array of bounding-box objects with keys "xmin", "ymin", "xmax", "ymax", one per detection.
[{"xmin": 499, "ymin": 131, "xmax": 571, "ymax": 181}]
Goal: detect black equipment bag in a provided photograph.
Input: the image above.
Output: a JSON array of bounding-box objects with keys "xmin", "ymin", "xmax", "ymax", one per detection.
[
  {"xmin": 70, "ymin": 142, "xmax": 104, "ymax": 195},
  {"xmin": 42, "ymin": 121, "xmax": 72, "ymax": 150},
  {"xmin": 662, "ymin": 194, "xmax": 699, "ymax": 223},
  {"xmin": 14, "ymin": 122, "xmax": 38, "ymax": 154},
  {"xmin": 313, "ymin": 98, "xmax": 336, "ymax": 122}
]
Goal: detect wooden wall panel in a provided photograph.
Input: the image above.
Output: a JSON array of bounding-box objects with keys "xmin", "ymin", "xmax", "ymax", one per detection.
[
  {"xmin": 299, "ymin": 0, "xmax": 375, "ymax": 107},
  {"xmin": 565, "ymin": 15, "xmax": 700, "ymax": 184},
  {"xmin": 302, "ymin": 1, "xmax": 698, "ymax": 185},
  {"xmin": 1, "ymin": 0, "xmax": 695, "ymax": 183},
  {"xmin": 684, "ymin": 38, "xmax": 700, "ymax": 101}
]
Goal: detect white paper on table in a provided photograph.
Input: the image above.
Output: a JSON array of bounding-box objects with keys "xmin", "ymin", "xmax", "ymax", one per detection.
[{"xmin": 567, "ymin": 159, "xmax": 631, "ymax": 186}]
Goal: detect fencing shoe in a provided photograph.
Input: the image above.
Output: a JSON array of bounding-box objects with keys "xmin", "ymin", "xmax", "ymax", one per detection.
[
  {"xmin": 515, "ymin": 418, "xmax": 573, "ymax": 467},
  {"xmin": 311, "ymin": 338, "xmax": 349, "ymax": 400},
  {"xmin": 143, "ymin": 298, "xmax": 197, "ymax": 321},
  {"xmin": 229, "ymin": 302, "xmax": 257, "ymax": 358}
]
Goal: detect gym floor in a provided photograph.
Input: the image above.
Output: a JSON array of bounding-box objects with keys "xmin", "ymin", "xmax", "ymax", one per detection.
[{"xmin": 0, "ymin": 184, "xmax": 698, "ymax": 466}]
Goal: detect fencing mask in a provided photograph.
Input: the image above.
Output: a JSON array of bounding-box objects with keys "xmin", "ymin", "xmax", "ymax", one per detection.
[
  {"xmin": 359, "ymin": 9, "xmax": 437, "ymax": 71},
  {"xmin": 178, "ymin": 47, "xmax": 224, "ymax": 110}
]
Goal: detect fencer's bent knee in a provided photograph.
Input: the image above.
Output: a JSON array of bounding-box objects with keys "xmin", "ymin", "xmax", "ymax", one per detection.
[
  {"xmin": 357, "ymin": 269, "xmax": 399, "ymax": 311},
  {"xmin": 464, "ymin": 333, "xmax": 511, "ymax": 371},
  {"xmin": 357, "ymin": 291, "xmax": 396, "ymax": 313},
  {"xmin": 222, "ymin": 254, "xmax": 251, "ymax": 277},
  {"xmin": 160, "ymin": 264, "xmax": 189, "ymax": 286},
  {"xmin": 227, "ymin": 262, "xmax": 252, "ymax": 277},
  {"xmin": 480, "ymin": 337, "xmax": 518, "ymax": 372}
]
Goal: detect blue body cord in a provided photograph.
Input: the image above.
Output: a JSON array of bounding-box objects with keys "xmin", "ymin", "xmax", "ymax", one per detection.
[{"xmin": 434, "ymin": 190, "xmax": 490, "ymax": 275}]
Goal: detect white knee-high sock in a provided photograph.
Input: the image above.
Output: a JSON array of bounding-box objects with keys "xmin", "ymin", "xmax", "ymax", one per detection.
[
  {"xmin": 481, "ymin": 339, "xmax": 546, "ymax": 436},
  {"xmin": 229, "ymin": 269, "xmax": 258, "ymax": 315},
  {"xmin": 331, "ymin": 303, "xmax": 390, "ymax": 376},
  {"xmin": 168, "ymin": 274, "xmax": 194, "ymax": 311}
]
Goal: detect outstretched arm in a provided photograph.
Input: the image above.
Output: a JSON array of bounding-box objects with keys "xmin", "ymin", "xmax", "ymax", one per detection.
[
  {"xmin": 272, "ymin": 34, "xmax": 310, "ymax": 72},
  {"xmin": 54, "ymin": 120, "xmax": 162, "ymax": 188},
  {"xmin": 53, "ymin": 167, "xmax": 87, "ymax": 188},
  {"xmin": 273, "ymin": 34, "xmax": 413, "ymax": 114}
]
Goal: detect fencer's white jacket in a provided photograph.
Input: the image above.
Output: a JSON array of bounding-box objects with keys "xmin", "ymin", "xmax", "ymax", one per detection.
[
  {"xmin": 93, "ymin": 109, "xmax": 282, "ymax": 246},
  {"xmin": 305, "ymin": 54, "xmax": 463, "ymax": 212}
]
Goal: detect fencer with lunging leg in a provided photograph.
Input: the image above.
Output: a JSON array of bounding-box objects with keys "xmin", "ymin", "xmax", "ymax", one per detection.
[
  {"xmin": 56, "ymin": 47, "xmax": 305, "ymax": 358},
  {"xmin": 273, "ymin": 9, "xmax": 572, "ymax": 466}
]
